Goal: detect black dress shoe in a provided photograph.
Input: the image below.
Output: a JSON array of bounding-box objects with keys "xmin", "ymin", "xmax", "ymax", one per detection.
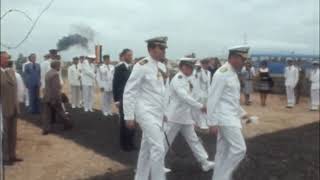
[
  {"xmin": 3, "ymin": 160, "xmax": 14, "ymax": 166},
  {"xmin": 11, "ymin": 157, "xmax": 23, "ymax": 162},
  {"xmin": 42, "ymin": 130, "xmax": 50, "ymax": 135}
]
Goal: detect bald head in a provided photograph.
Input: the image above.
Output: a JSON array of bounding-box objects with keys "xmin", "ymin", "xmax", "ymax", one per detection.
[{"xmin": 50, "ymin": 60, "xmax": 61, "ymax": 71}]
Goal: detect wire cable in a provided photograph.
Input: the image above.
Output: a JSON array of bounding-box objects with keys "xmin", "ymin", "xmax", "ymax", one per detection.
[{"xmin": 0, "ymin": 0, "xmax": 55, "ymax": 49}]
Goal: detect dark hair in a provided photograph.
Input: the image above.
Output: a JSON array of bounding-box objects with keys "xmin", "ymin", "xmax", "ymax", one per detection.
[
  {"xmin": 260, "ymin": 60, "xmax": 268, "ymax": 67},
  {"xmin": 147, "ymin": 42, "xmax": 157, "ymax": 50},
  {"xmin": 228, "ymin": 51, "xmax": 241, "ymax": 60},
  {"xmin": 50, "ymin": 60, "xmax": 61, "ymax": 69},
  {"xmin": 7, "ymin": 61, "xmax": 14, "ymax": 68},
  {"xmin": 120, "ymin": 49, "xmax": 132, "ymax": 57},
  {"xmin": 73, "ymin": 57, "xmax": 79, "ymax": 61},
  {"xmin": 179, "ymin": 62, "xmax": 193, "ymax": 69},
  {"xmin": 103, "ymin": 54, "xmax": 110, "ymax": 60},
  {"xmin": 28, "ymin": 53, "xmax": 36, "ymax": 61}
]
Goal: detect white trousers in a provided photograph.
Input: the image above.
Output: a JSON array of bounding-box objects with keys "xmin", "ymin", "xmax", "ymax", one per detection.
[
  {"xmin": 311, "ymin": 89, "xmax": 320, "ymax": 110},
  {"xmin": 102, "ymin": 91, "xmax": 113, "ymax": 114},
  {"xmin": 191, "ymin": 110, "xmax": 208, "ymax": 129},
  {"xmin": 286, "ymin": 86, "xmax": 296, "ymax": 106},
  {"xmin": 164, "ymin": 122, "xmax": 208, "ymax": 163},
  {"xmin": 70, "ymin": 85, "xmax": 81, "ymax": 107},
  {"xmin": 135, "ymin": 119, "xmax": 166, "ymax": 180},
  {"xmin": 25, "ymin": 88, "xmax": 29, "ymax": 106},
  {"xmin": 212, "ymin": 126, "xmax": 246, "ymax": 180},
  {"xmin": 82, "ymin": 85, "xmax": 94, "ymax": 110}
]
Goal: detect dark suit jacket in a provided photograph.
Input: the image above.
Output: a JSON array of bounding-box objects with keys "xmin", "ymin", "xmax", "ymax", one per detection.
[
  {"xmin": 0, "ymin": 69, "xmax": 19, "ymax": 118},
  {"xmin": 24, "ymin": 62, "xmax": 41, "ymax": 88},
  {"xmin": 43, "ymin": 69, "xmax": 61, "ymax": 104},
  {"xmin": 112, "ymin": 63, "xmax": 131, "ymax": 102}
]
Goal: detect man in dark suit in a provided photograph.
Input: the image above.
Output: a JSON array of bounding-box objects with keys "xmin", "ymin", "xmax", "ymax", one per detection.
[
  {"xmin": 24, "ymin": 53, "xmax": 41, "ymax": 113},
  {"xmin": 42, "ymin": 60, "xmax": 72, "ymax": 135},
  {"xmin": 112, "ymin": 49, "xmax": 135, "ymax": 151},
  {"xmin": 1, "ymin": 51, "xmax": 23, "ymax": 165}
]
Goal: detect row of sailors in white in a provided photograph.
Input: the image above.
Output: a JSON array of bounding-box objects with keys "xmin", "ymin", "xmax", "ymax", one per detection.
[
  {"xmin": 284, "ymin": 59, "xmax": 320, "ymax": 110},
  {"xmin": 122, "ymin": 35, "xmax": 248, "ymax": 180},
  {"xmin": 67, "ymin": 55, "xmax": 115, "ymax": 115}
]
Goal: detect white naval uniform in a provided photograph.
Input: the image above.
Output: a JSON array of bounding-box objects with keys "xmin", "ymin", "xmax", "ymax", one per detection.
[
  {"xmin": 309, "ymin": 67, "xmax": 320, "ymax": 110},
  {"xmin": 165, "ymin": 71, "xmax": 210, "ymax": 164},
  {"xmin": 68, "ymin": 64, "xmax": 82, "ymax": 108},
  {"xmin": 22, "ymin": 61, "xmax": 31, "ymax": 106},
  {"xmin": 97, "ymin": 64, "xmax": 115, "ymax": 115},
  {"xmin": 191, "ymin": 68, "xmax": 210, "ymax": 129},
  {"xmin": 81, "ymin": 60, "xmax": 96, "ymax": 111},
  {"xmin": 284, "ymin": 65, "xmax": 299, "ymax": 107},
  {"xmin": 207, "ymin": 62, "xmax": 247, "ymax": 180},
  {"xmin": 123, "ymin": 57, "xmax": 167, "ymax": 180},
  {"xmin": 15, "ymin": 72, "xmax": 25, "ymax": 103}
]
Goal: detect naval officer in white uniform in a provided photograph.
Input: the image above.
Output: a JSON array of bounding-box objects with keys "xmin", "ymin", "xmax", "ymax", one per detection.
[
  {"xmin": 309, "ymin": 60, "xmax": 320, "ymax": 111},
  {"xmin": 284, "ymin": 59, "xmax": 299, "ymax": 108},
  {"xmin": 81, "ymin": 55, "xmax": 96, "ymax": 112},
  {"xmin": 97, "ymin": 55, "xmax": 115, "ymax": 116},
  {"xmin": 67, "ymin": 57, "xmax": 82, "ymax": 108},
  {"xmin": 165, "ymin": 58, "xmax": 215, "ymax": 172},
  {"xmin": 208, "ymin": 45, "xmax": 249, "ymax": 180},
  {"xmin": 123, "ymin": 37, "xmax": 169, "ymax": 180}
]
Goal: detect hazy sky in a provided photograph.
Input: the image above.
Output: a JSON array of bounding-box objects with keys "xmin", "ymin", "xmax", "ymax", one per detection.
[{"xmin": 1, "ymin": 0, "xmax": 319, "ymax": 61}]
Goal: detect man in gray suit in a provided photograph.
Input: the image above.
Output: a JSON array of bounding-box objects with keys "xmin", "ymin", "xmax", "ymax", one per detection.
[
  {"xmin": 42, "ymin": 60, "xmax": 72, "ymax": 135},
  {"xmin": 1, "ymin": 51, "xmax": 23, "ymax": 165}
]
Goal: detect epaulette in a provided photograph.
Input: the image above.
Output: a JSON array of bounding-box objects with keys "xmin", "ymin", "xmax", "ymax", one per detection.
[
  {"xmin": 139, "ymin": 59, "xmax": 148, "ymax": 65},
  {"xmin": 178, "ymin": 75, "xmax": 183, "ymax": 79},
  {"xmin": 220, "ymin": 67, "xmax": 228, "ymax": 73}
]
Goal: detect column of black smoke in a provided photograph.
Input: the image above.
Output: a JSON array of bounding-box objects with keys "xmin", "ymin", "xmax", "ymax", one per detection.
[
  {"xmin": 56, "ymin": 24, "xmax": 95, "ymax": 51},
  {"xmin": 56, "ymin": 34, "xmax": 89, "ymax": 51}
]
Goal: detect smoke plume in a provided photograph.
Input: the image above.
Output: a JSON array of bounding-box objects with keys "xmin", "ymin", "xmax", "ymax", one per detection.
[{"xmin": 56, "ymin": 24, "xmax": 96, "ymax": 51}]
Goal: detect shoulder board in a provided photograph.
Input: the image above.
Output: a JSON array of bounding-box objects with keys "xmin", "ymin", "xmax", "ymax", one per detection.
[
  {"xmin": 139, "ymin": 59, "xmax": 148, "ymax": 65},
  {"xmin": 220, "ymin": 67, "xmax": 228, "ymax": 73},
  {"xmin": 178, "ymin": 75, "xmax": 183, "ymax": 79}
]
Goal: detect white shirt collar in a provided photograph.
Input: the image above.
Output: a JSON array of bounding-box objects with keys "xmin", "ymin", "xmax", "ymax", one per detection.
[{"xmin": 124, "ymin": 61, "xmax": 130, "ymax": 68}]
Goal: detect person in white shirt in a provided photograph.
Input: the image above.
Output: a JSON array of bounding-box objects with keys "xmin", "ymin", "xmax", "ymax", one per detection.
[
  {"xmin": 240, "ymin": 61, "xmax": 256, "ymax": 105},
  {"xmin": 68, "ymin": 57, "xmax": 82, "ymax": 108},
  {"xmin": 165, "ymin": 59, "xmax": 215, "ymax": 172},
  {"xmin": 191, "ymin": 58, "xmax": 211, "ymax": 129},
  {"xmin": 284, "ymin": 59, "xmax": 299, "ymax": 108},
  {"xmin": 41, "ymin": 51, "xmax": 55, "ymax": 92},
  {"xmin": 309, "ymin": 60, "xmax": 320, "ymax": 111},
  {"xmin": 207, "ymin": 45, "xmax": 249, "ymax": 180},
  {"xmin": 22, "ymin": 59, "xmax": 31, "ymax": 106},
  {"xmin": 123, "ymin": 36, "xmax": 169, "ymax": 180},
  {"xmin": 97, "ymin": 55, "xmax": 115, "ymax": 116},
  {"xmin": 81, "ymin": 56, "xmax": 96, "ymax": 112}
]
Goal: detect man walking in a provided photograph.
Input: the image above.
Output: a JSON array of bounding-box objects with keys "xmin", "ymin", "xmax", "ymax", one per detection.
[
  {"xmin": 123, "ymin": 37, "xmax": 169, "ymax": 180},
  {"xmin": 98, "ymin": 55, "xmax": 115, "ymax": 116},
  {"xmin": 284, "ymin": 59, "xmax": 299, "ymax": 108},
  {"xmin": 24, "ymin": 53, "xmax": 41, "ymax": 114},
  {"xmin": 113, "ymin": 49, "xmax": 135, "ymax": 151},
  {"xmin": 68, "ymin": 57, "xmax": 82, "ymax": 108},
  {"xmin": 42, "ymin": 60, "xmax": 72, "ymax": 135},
  {"xmin": 165, "ymin": 58, "xmax": 215, "ymax": 172},
  {"xmin": 207, "ymin": 45, "xmax": 249, "ymax": 180}
]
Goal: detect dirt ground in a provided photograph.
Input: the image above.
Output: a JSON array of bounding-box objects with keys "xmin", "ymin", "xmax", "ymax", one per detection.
[{"xmin": 3, "ymin": 88, "xmax": 320, "ymax": 180}]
